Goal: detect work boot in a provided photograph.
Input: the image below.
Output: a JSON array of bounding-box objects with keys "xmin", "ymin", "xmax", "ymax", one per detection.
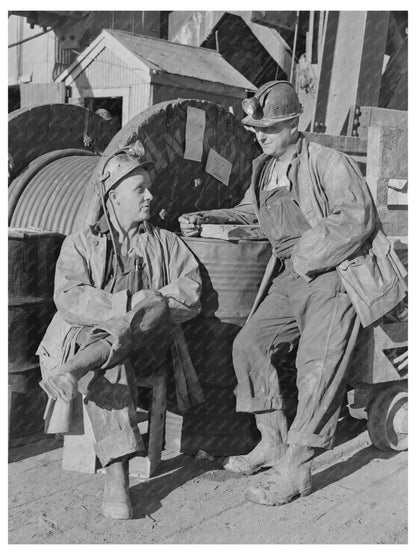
[
  {"xmin": 246, "ymin": 444, "xmax": 314, "ymax": 505},
  {"xmin": 223, "ymin": 410, "xmax": 288, "ymax": 475},
  {"xmin": 40, "ymin": 339, "xmax": 111, "ymax": 401},
  {"xmin": 102, "ymin": 459, "xmax": 133, "ymax": 520}
]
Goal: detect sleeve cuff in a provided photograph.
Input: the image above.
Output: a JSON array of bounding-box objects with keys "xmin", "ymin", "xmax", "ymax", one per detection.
[{"xmin": 112, "ymin": 289, "xmax": 129, "ymax": 317}]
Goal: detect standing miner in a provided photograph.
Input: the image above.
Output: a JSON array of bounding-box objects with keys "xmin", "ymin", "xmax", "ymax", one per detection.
[
  {"xmin": 38, "ymin": 142, "xmax": 202, "ymax": 519},
  {"xmin": 179, "ymin": 81, "xmax": 406, "ymax": 506}
]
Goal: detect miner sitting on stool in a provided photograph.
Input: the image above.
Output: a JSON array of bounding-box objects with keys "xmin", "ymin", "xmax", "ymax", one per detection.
[
  {"xmin": 38, "ymin": 142, "xmax": 202, "ymax": 519},
  {"xmin": 179, "ymin": 81, "xmax": 407, "ymax": 506}
]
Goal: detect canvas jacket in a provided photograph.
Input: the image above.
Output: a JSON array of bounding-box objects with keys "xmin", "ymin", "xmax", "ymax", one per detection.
[
  {"xmin": 37, "ymin": 221, "xmax": 202, "ymax": 398},
  {"xmin": 197, "ymin": 135, "xmax": 407, "ymax": 327}
]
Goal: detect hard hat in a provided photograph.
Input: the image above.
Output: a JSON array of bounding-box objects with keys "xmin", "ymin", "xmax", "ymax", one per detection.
[
  {"xmin": 241, "ymin": 81, "xmax": 303, "ymax": 128},
  {"xmin": 99, "ymin": 140, "xmax": 154, "ymax": 194},
  {"xmin": 95, "ymin": 108, "xmax": 112, "ymax": 121}
]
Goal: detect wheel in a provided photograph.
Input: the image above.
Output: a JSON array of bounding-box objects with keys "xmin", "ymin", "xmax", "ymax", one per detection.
[{"xmin": 367, "ymin": 384, "xmax": 408, "ymax": 451}]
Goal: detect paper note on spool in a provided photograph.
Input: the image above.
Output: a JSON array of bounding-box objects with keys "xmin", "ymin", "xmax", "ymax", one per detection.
[
  {"xmin": 205, "ymin": 148, "xmax": 232, "ymax": 186},
  {"xmin": 184, "ymin": 107, "xmax": 206, "ymax": 162}
]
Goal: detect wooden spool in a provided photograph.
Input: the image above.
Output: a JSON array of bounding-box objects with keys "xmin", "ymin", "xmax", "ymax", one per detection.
[
  {"xmin": 86, "ymin": 98, "xmax": 260, "ymax": 232},
  {"xmin": 8, "ymin": 103, "xmax": 114, "ymax": 178}
]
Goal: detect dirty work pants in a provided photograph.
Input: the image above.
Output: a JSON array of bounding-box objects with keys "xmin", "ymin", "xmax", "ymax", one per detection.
[
  {"xmin": 74, "ymin": 296, "xmax": 172, "ymax": 467},
  {"xmin": 233, "ymin": 259, "xmax": 358, "ymax": 450}
]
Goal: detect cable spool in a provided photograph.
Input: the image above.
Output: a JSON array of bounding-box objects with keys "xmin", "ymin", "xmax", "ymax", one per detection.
[
  {"xmin": 9, "ymin": 150, "xmax": 98, "ymax": 235},
  {"xmin": 86, "ymin": 98, "xmax": 260, "ymax": 231}
]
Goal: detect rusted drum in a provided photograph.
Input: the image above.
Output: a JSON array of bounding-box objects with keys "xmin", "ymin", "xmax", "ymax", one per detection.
[
  {"xmin": 184, "ymin": 237, "xmax": 272, "ymax": 326},
  {"xmin": 165, "ymin": 238, "xmax": 272, "ymax": 456},
  {"xmin": 8, "ymin": 228, "xmax": 65, "ymax": 439}
]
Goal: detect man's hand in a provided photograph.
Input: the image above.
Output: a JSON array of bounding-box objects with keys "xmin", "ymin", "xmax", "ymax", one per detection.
[
  {"xmin": 178, "ymin": 213, "xmax": 205, "ymax": 237},
  {"xmin": 131, "ymin": 289, "xmax": 163, "ymax": 308}
]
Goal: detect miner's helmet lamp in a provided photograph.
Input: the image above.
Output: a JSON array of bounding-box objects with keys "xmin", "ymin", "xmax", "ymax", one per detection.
[
  {"xmin": 99, "ymin": 140, "xmax": 154, "ymax": 196},
  {"xmin": 241, "ymin": 80, "xmax": 303, "ymax": 128}
]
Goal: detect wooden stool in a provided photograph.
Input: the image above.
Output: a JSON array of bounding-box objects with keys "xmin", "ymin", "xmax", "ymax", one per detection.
[
  {"xmin": 129, "ymin": 374, "xmax": 167, "ymax": 478},
  {"xmin": 62, "ymin": 373, "xmax": 167, "ymax": 479}
]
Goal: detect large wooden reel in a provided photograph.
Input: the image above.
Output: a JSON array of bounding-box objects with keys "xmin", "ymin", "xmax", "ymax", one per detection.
[{"xmin": 86, "ymin": 98, "xmax": 260, "ymax": 232}]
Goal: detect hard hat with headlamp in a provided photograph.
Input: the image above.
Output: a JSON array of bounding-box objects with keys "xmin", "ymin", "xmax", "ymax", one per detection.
[
  {"xmin": 99, "ymin": 140, "xmax": 154, "ymax": 196},
  {"xmin": 241, "ymin": 80, "xmax": 303, "ymax": 128}
]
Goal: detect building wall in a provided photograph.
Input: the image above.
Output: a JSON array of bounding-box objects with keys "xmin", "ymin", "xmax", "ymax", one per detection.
[
  {"xmin": 8, "ymin": 15, "xmax": 57, "ymax": 85},
  {"xmin": 68, "ymin": 47, "xmax": 151, "ymax": 125}
]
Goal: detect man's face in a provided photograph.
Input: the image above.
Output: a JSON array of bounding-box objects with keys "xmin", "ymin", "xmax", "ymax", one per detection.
[
  {"xmin": 110, "ymin": 168, "xmax": 153, "ymax": 226},
  {"xmin": 252, "ymin": 120, "xmax": 294, "ymax": 158}
]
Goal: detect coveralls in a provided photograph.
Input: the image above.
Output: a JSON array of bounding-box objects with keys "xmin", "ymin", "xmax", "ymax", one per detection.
[
  {"xmin": 38, "ymin": 219, "xmax": 202, "ymax": 466},
  {"xmin": 195, "ymin": 135, "xmax": 377, "ymax": 450}
]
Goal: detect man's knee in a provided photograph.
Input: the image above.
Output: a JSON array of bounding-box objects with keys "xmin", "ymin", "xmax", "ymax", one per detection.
[
  {"xmin": 151, "ymin": 294, "xmax": 169, "ymax": 317},
  {"xmin": 233, "ymin": 322, "xmax": 264, "ymax": 362}
]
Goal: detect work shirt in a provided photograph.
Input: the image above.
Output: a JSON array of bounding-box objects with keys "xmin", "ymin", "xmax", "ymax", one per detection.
[
  {"xmin": 104, "ymin": 247, "xmax": 149, "ymax": 296},
  {"xmin": 264, "ymin": 142, "xmax": 297, "ymax": 191}
]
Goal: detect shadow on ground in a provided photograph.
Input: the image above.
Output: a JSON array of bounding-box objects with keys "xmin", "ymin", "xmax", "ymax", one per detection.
[
  {"xmin": 9, "ymin": 434, "xmax": 63, "ymax": 463},
  {"xmin": 312, "ymin": 445, "xmax": 401, "ymax": 494},
  {"xmin": 129, "ymin": 454, "xmax": 227, "ymax": 520}
]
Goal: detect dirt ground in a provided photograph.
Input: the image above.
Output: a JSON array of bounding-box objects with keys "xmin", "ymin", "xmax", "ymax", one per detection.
[{"xmin": 9, "ymin": 416, "xmax": 407, "ymax": 545}]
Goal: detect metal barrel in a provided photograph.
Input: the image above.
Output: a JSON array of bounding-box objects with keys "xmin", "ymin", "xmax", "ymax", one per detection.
[
  {"xmin": 8, "ymin": 228, "xmax": 65, "ymax": 439},
  {"xmin": 183, "ymin": 237, "xmax": 272, "ymax": 325},
  {"xmin": 165, "ymin": 237, "xmax": 271, "ymax": 456}
]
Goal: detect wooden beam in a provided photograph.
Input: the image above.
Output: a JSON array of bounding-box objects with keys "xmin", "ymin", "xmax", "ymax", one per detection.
[
  {"xmin": 355, "ymin": 11, "xmax": 390, "ymax": 108},
  {"xmin": 379, "ymin": 37, "xmax": 408, "ymax": 110},
  {"xmin": 305, "ymin": 132, "xmax": 367, "ymax": 155},
  {"xmin": 311, "ymin": 11, "xmax": 339, "ymax": 133},
  {"xmin": 313, "ymin": 12, "xmax": 389, "ymax": 136},
  {"xmin": 250, "ymin": 11, "xmax": 297, "ymax": 32},
  {"xmin": 355, "ymin": 106, "xmax": 407, "ymax": 140}
]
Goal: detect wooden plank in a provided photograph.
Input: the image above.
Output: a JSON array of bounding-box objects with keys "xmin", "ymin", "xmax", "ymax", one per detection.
[
  {"xmin": 305, "ymin": 12, "xmax": 314, "ymax": 62},
  {"xmin": 305, "ymin": 132, "xmax": 367, "ymax": 154},
  {"xmin": 357, "ymin": 106, "xmax": 407, "ymax": 140},
  {"xmin": 366, "ymin": 124, "xmax": 407, "ymax": 208},
  {"xmin": 387, "ymin": 179, "xmax": 408, "ymax": 209},
  {"xmin": 147, "ymin": 375, "xmax": 167, "ymax": 475}
]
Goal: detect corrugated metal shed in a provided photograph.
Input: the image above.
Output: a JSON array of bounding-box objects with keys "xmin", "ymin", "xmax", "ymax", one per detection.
[{"xmin": 56, "ymin": 29, "xmax": 255, "ymax": 123}]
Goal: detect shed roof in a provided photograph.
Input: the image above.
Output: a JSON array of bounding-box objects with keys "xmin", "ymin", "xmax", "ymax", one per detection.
[{"xmin": 57, "ymin": 29, "xmax": 255, "ymax": 91}]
